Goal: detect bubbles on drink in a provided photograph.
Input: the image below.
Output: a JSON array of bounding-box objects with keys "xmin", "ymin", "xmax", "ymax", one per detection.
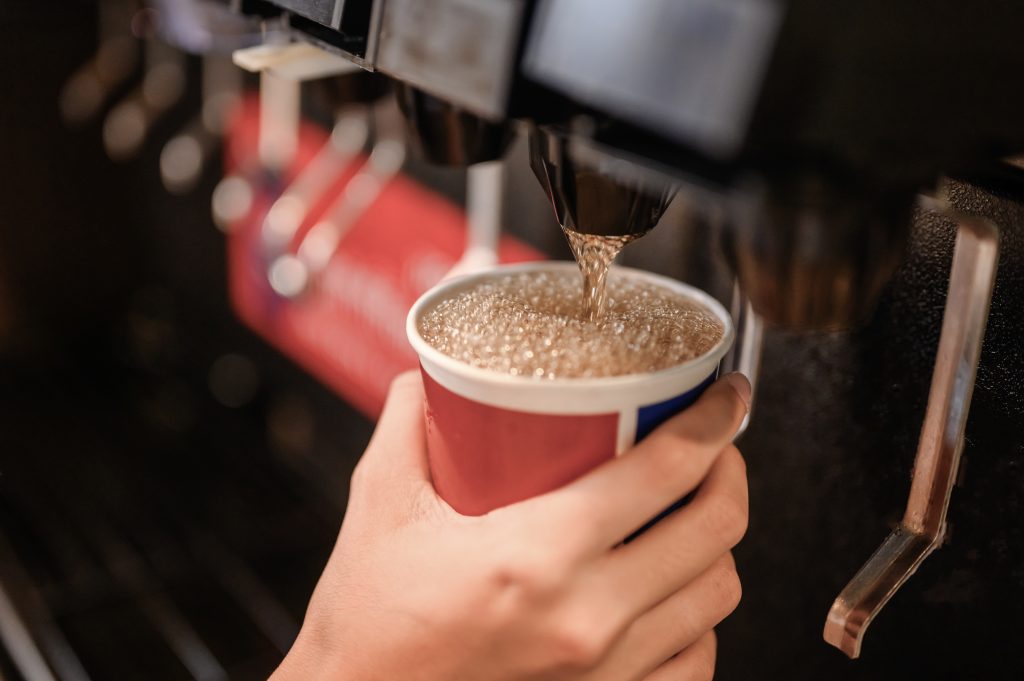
[
  {"xmin": 418, "ymin": 270, "xmax": 724, "ymax": 379},
  {"xmin": 563, "ymin": 227, "xmax": 643, "ymax": 321}
]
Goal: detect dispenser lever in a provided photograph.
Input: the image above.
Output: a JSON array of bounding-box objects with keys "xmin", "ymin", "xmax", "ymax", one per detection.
[
  {"xmin": 267, "ymin": 139, "xmax": 407, "ymax": 298},
  {"xmin": 823, "ymin": 205, "xmax": 1000, "ymax": 658}
]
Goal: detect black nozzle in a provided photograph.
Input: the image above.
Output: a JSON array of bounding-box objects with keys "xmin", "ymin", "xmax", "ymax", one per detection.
[
  {"xmin": 528, "ymin": 126, "xmax": 673, "ymax": 237},
  {"xmin": 395, "ymin": 83, "xmax": 514, "ymax": 166},
  {"xmin": 721, "ymin": 169, "xmax": 914, "ymax": 330}
]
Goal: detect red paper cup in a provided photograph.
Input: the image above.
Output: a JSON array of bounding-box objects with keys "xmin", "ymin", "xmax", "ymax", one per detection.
[{"xmin": 406, "ymin": 262, "xmax": 735, "ymax": 516}]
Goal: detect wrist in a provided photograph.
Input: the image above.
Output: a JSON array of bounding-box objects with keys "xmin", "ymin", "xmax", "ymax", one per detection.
[{"xmin": 271, "ymin": 633, "xmax": 355, "ymax": 681}]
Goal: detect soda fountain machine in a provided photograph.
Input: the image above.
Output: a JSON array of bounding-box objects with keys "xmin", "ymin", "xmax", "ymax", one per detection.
[{"xmin": 2, "ymin": 1, "xmax": 1023, "ymax": 679}]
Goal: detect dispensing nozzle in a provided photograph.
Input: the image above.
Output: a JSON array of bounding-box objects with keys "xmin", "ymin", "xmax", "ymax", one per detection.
[
  {"xmin": 395, "ymin": 83, "xmax": 514, "ymax": 166},
  {"xmin": 528, "ymin": 126, "xmax": 674, "ymax": 238},
  {"xmin": 719, "ymin": 168, "xmax": 915, "ymax": 330}
]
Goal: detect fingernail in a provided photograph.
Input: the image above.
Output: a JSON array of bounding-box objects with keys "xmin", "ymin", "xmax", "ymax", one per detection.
[{"xmin": 723, "ymin": 372, "xmax": 751, "ymax": 412}]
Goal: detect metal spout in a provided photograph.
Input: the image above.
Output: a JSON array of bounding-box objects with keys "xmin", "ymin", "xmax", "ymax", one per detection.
[{"xmin": 528, "ymin": 126, "xmax": 673, "ymax": 238}]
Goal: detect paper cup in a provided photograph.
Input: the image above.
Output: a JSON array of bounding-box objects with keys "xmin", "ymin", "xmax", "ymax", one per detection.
[{"xmin": 406, "ymin": 262, "xmax": 735, "ymax": 516}]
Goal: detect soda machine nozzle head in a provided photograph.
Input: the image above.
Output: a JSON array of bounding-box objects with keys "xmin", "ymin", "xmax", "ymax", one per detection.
[
  {"xmin": 721, "ymin": 170, "xmax": 915, "ymax": 330},
  {"xmin": 528, "ymin": 126, "xmax": 673, "ymax": 238},
  {"xmin": 308, "ymin": 69, "xmax": 392, "ymax": 112},
  {"xmin": 395, "ymin": 83, "xmax": 514, "ymax": 166}
]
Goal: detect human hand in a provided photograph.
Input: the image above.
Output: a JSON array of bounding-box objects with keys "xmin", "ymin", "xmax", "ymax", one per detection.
[{"xmin": 272, "ymin": 370, "xmax": 750, "ymax": 681}]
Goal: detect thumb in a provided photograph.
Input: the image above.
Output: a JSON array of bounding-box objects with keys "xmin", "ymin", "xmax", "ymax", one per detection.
[{"xmin": 358, "ymin": 370, "xmax": 432, "ymax": 488}]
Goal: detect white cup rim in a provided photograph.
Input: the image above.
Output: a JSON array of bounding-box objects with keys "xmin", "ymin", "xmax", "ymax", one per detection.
[{"xmin": 406, "ymin": 262, "xmax": 735, "ymax": 412}]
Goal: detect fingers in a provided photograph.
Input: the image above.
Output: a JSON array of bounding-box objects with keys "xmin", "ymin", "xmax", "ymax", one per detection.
[
  {"xmin": 598, "ymin": 446, "xmax": 748, "ymax": 617},
  {"xmin": 642, "ymin": 630, "xmax": 717, "ymax": 681},
  {"xmin": 356, "ymin": 370, "xmax": 431, "ymax": 486},
  {"xmin": 534, "ymin": 375, "xmax": 749, "ymax": 553},
  {"xmin": 598, "ymin": 554, "xmax": 737, "ymax": 679}
]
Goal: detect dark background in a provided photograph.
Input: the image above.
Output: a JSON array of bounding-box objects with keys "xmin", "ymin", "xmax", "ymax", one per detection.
[{"xmin": 1, "ymin": 2, "xmax": 1022, "ymax": 680}]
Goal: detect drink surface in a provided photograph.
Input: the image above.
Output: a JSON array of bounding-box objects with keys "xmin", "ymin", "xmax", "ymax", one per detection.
[{"xmin": 418, "ymin": 270, "xmax": 724, "ymax": 379}]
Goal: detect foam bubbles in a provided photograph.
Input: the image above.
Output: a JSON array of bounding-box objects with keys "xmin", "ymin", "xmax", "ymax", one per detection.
[{"xmin": 418, "ymin": 270, "xmax": 724, "ymax": 379}]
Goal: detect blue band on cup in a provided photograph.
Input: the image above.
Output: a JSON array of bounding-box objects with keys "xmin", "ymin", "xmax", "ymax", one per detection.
[{"xmin": 635, "ymin": 371, "xmax": 717, "ymax": 443}]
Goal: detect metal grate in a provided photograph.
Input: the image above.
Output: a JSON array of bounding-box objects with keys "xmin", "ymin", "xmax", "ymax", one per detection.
[{"xmin": 0, "ymin": 361, "xmax": 360, "ymax": 681}]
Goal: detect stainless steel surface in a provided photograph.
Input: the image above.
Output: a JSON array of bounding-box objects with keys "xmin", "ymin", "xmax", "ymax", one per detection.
[
  {"xmin": 363, "ymin": 0, "xmax": 385, "ymax": 68},
  {"xmin": 376, "ymin": 0, "xmax": 525, "ymax": 119},
  {"xmin": 272, "ymin": 0, "xmax": 340, "ymax": 27},
  {"xmin": 823, "ymin": 205, "xmax": 1000, "ymax": 658}
]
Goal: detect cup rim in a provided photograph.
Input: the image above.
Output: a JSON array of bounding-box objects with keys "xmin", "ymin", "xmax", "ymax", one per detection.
[{"xmin": 406, "ymin": 261, "xmax": 735, "ymax": 392}]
